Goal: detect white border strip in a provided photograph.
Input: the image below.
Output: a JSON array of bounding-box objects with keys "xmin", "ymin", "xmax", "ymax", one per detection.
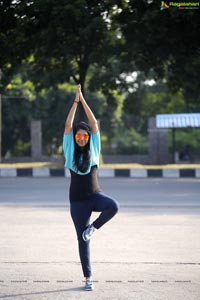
[
  {"xmin": 195, "ymin": 169, "xmax": 200, "ymax": 178},
  {"xmin": 98, "ymin": 168, "xmax": 115, "ymax": 178},
  {"xmin": 130, "ymin": 169, "xmax": 147, "ymax": 178},
  {"xmin": 0, "ymin": 168, "xmax": 17, "ymax": 177},
  {"xmin": 163, "ymin": 169, "xmax": 179, "ymax": 178},
  {"xmin": 64, "ymin": 168, "xmax": 71, "ymax": 178},
  {"xmin": 32, "ymin": 167, "xmax": 50, "ymax": 177}
]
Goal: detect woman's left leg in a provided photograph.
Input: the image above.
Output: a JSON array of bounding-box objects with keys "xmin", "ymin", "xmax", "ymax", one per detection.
[
  {"xmin": 91, "ymin": 192, "xmax": 119, "ymax": 229},
  {"xmin": 70, "ymin": 201, "xmax": 93, "ymax": 278}
]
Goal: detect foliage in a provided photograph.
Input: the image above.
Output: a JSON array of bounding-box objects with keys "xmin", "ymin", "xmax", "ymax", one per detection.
[
  {"xmin": 129, "ymin": 81, "xmax": 187, "ymax": 118},
  {"xmin": 0, "ymin": 0, "xmax": 199, "ymax": 158},
  {"xmin": 168, "ymin": 129, "xmax": 200, "ymax": 155},
  {"xmin": 102, "ymin": 126, "xmax": 148, "ymax": 155},
  {"xmin": 1, "ymin": 0, "xmax": 116, "ymax": 92},
  {"xmin": 115, "ymin": 0, "xmax": 200, "ymax": 108}
]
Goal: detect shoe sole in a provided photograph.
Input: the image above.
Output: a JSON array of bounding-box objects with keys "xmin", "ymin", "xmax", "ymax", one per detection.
[{"xmin": 85, "ymin": 287, "xmax": 94, "ymax": 291}]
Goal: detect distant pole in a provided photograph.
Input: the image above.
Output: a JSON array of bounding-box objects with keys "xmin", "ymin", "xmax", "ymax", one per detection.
[
  {"xmin": 31, "ymin": 120, "xmax": 42, "ymax": 160},
  {"xmin": 172, "ymin": 127, "xmax": 176, "ymax": 163},
  {"xmin": 0, "ymin": 69, "xmax": 2, "ymax": 162},
  {"xmin": 0, "ymin": 93, "xmax": 2, "ymax": 162}
]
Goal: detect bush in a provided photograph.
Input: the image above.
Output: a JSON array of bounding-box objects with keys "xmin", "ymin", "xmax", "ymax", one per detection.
[
  {"xmin": 101, "ymin": 127, "xmax": 148, "ymax": 155},
  {"xmin": 168, "ymin": 128, "xmax": 200, "ymax": 154}
]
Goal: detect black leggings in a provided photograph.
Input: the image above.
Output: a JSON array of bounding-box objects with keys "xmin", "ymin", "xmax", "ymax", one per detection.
[{"xmin": 70, "ymin": 192, "xmax": 119, "ymax": 277}]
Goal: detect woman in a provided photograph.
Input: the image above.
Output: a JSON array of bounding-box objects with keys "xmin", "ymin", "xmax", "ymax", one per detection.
[{"xmin": 63, "ymin": 85, "xmax": 119, "ymax": 291}]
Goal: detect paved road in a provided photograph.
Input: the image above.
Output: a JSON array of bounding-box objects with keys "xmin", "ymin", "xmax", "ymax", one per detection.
[
  {"xmin": 0, "ymin": 177, "xmax": 200, "ymax": 207},
  {"xmin": 0, "ymin": 178, "xmax": 200, "ymax": 300}
]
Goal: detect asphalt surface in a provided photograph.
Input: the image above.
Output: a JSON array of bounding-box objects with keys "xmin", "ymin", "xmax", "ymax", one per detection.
[
  {"xmin": 1, "ymin": 177, "xmax": 200, "ymax": 207},
  {"xmin": 0, "ymin": 177, "xmax": 200, "ymax": 300}
]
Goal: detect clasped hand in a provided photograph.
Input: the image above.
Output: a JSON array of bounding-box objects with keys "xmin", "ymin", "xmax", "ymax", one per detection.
[{"xmin": 75, "ymin": 84, "xmax": 84, "ymax": 103}]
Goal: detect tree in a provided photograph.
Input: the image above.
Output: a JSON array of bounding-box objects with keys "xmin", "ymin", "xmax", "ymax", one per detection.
[
  {"xmin": 1, "ymin": 1, "xmax": 117, "ymax": 91},
  {"xmin": 114, "ymin": 0, "xmax": 200, "ymax": 109},
  {"xmin": 1, "ymin": 0, "xmax": 200, "ymax": 158},
  {"xmin": 1, "ymin": 0, "xmax": 123, "ymax": 121}
]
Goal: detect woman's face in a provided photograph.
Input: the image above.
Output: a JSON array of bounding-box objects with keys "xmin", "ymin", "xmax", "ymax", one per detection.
[{"xmin": 75, "ymin": 129, "xmax": 89, "ymax": 148}]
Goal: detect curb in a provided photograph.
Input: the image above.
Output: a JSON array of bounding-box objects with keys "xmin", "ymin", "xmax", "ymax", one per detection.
[{"xmin": 0, "ymin": 168, "xmax": 200, "ymax": 178}]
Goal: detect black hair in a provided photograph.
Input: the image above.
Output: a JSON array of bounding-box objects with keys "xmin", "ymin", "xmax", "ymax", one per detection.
[{"xmin": 73, "ymin": 122, "xmax": 91, "ymax": 173}]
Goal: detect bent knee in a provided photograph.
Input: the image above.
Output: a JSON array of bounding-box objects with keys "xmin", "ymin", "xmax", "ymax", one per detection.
[{"xmin": 111, "ymin": 200, "xmax": 119, "ymax": 214}]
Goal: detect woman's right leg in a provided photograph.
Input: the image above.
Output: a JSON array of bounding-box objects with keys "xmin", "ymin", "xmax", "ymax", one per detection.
[{"xmin": 70, "ymin": 201, "xmax": 92, "ymax": 278}]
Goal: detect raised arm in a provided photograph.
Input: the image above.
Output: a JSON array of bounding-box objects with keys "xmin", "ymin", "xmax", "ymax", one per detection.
[
  {"xmin": 64, "ymin": 86, "xmax": 80, "ymax": 134},
  {"xmin": 79, "ymin": 86, "xmax": 98, "ymax": 133}
]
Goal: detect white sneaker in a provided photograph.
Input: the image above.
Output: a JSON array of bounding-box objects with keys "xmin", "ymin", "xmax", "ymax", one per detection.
[
  {"xmin": 85, "ymin": 277, "xmax": 94, "ymax": 291},
  {"xmin": 82, "ymin": 224, "xmax": 95, "ymax": 242}
]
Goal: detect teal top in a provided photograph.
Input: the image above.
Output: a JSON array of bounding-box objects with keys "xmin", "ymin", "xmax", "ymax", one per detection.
[{"xmin": 63, "ymin": 130, "xmax": 101, "ymax": 175}]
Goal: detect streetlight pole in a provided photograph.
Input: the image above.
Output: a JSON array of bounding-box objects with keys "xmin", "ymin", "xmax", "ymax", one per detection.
[
  {"xmin": 0, "ymin": 94, "xmax": 2, "ymax": 162},
  {"xmin": 0, "ymin": 69, "xmax": 2, "ymax": 162}
]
